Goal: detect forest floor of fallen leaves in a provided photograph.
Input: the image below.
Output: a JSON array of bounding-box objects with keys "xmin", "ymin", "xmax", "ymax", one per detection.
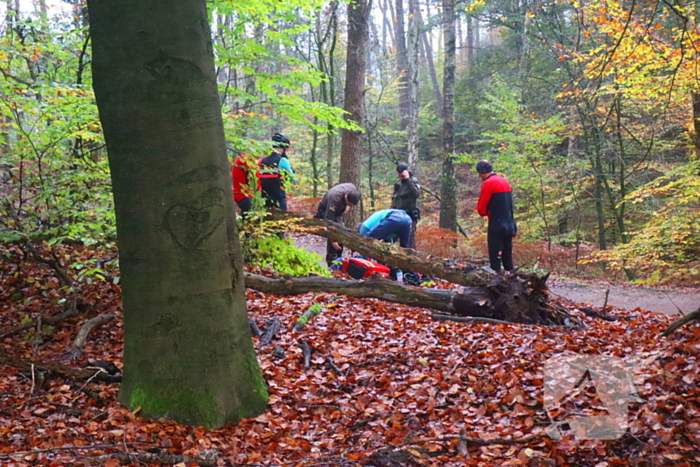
[{"xmin": 2, "ymin": 241, "xmax": 700, "ymax": 467}]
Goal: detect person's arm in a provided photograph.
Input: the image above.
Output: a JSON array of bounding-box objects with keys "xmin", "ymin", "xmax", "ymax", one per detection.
[
  {"xmin": 278, "ymin": 157, "xmax": 297, "ymax": 184},
  {"xmin": 477, "ymin": 181, "xmax": 492, "ymax": 217},
  {"xmin": 359, "ymin": 223, "xmax": 369, "ymax": 236},
  {"xmin": 405, "ymin": 175, "xmax": 421, "ymax": 198}
]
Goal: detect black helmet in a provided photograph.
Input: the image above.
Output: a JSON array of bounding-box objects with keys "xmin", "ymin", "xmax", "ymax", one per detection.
[{"xmin": 272, "ymin": 132, "xmax": 290, "ymax": 148}]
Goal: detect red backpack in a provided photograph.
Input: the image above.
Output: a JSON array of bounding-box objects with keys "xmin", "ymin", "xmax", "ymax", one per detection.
[{"xmin": 342, "ymin": 258, "xmax": 391, "ymax": 279}]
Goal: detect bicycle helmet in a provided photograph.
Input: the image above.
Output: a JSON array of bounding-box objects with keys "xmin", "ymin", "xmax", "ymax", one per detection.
[{"xmin": 272, "ymin": 132, "xmax": 291, "ymax": 148}]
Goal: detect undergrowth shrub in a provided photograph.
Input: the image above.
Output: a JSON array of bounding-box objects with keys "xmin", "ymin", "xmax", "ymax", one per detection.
[
  {"xmin": 239, "ymin": 211, "xmax": 329, "ymax": 277},
  {"xmin": 243, "ymin": 235, "xmax": 329, "ymax": 277},
  {"xmin": 415, "ymin": 222, "xmax": 477, "ymax": 260}
]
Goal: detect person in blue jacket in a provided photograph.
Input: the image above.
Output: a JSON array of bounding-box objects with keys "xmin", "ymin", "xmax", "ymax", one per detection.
[{"xmin": 359, "ymin": 209, "xmax": 413, "ymax": 248}]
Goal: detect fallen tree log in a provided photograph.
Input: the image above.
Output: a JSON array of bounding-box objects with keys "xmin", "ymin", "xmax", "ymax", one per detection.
[
  {"xmin": 0, "ymin": 350, "xmax": 121, "ymax": 383},
  {"xmin": 663, "ymin": 307, "xmax": 700, "ymax": 337},
  {"xmin": 64, "ymin": 313, "xmax": 116, "ymax": 361},
  {"xmin": 245, "ymin": 272, "xmax": 564, "ymax": 325},
  {"xmin": 270, "ymin": 211, "xmax": 492, "ymax": 287}
]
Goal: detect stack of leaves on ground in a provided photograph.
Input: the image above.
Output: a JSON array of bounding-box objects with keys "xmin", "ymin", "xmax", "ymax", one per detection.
[{"xmin": 1, "ymin": 244, "xmax": 699, "ymax": 466}]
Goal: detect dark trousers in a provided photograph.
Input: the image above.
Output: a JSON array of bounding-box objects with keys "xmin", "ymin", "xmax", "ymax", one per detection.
[
  {"xmin": 326, "ymin": 240, "xmax": 343, "ymax": 267},
  {"xmin": 487, "ymin": 233, "xmax": 514, "ymax": 272},
  {"xmin": 236, "ymin": 197, "xmax": 253, "ymax": 219},
  {"xmin": 262, "ymin": 187, "xmax": 287, "ymax": 211}
]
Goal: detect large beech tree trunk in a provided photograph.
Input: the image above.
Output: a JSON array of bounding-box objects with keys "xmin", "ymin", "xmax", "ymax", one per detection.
[
  {"xmin": 246, "ymin": 273, "xmax": 558, "ymax": 325},
  {"xmin": 89, "ymin": 0, "xmax": 268, "ymax": 428}
]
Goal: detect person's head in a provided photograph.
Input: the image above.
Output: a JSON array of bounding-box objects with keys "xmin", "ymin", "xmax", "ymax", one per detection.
[
  {"xmin": 272, "ymin": 132, "xmax": 291, "ymax": 152},
  {"xmin": 475, "ymin": 159, "xmax": 494, "ymax": 180},
  {"xmin": 396, "ymin": 162, "xmax": 409, "ymax": 174},
  {"xmin": 345, "ymin": 189, "xmax": 361, "ymax": 208}
]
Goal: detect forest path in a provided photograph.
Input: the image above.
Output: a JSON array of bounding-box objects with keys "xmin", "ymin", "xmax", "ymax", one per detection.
[
  {"xmin": 548, "ymin": 278, "xmax": 698, "ymax": 316},
  {"xmin": 291, "ymin": 234, "xmax": 698, "ymax": 316}
]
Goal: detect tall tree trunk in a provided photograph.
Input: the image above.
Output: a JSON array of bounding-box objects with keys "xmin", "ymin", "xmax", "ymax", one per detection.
[
  {"xmin": 88, "ymin": 0, "xmax": 268, "ymax": 428},
  {"xmin": 466, "ymin": 15, "xmax": 474, "ymax": 69},
  {"xmin": 3, "ymin": 0, "xmax": 19, "ymax": 36},
  {"xmin": 439, "ymin": 0, "xmax": 458, "ymax": 232},
  {"xmin": 518, "ymin": 3, "xmax": 531, "ymax": 103},
  {"xmin": 379, "ymin": 0, "xmax": 394, "ymax": 56},
  {"xmin": 689, "ymin": 0, "xmax": 700, "ymax": 158},
  {"xmin": 315, "ymin": 2, "xmax": 339, "ymax": 189},
  {"xmin": 340, "ymin": 0, "xmax": 371, "ymax": 226},
  {"xmin": 418, "ymin": 7, "xmax": 442, "ymax": 116},
  {"xmin": 393, "ymin": 0, "xmax": 410, "ymax": 134},
  {"xmin": 591, "ymin": 146, "xmax": 608, "ymax": 251},
  {"xmin": 693, "ymin": 93, "xmax": 700, "ymax": 159},
  {"xmin": 310, "ymin": 126, "xmax": 321, "ymax": 196},
  {"xmin": 406, "ymin": 0, "xmax": 419, "ymax": 169},
  {"xmin": 367, "ymin": 124, "xmax": 377, "ymax": 210}
]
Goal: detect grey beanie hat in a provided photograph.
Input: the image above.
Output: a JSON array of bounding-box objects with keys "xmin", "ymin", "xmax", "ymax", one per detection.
[{"xmin": 475, "ymin": 160, "xmax": 493, "ymax": 174}]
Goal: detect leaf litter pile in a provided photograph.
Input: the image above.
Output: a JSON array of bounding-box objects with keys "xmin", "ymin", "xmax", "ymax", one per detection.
[{"xmin": 2, "ymin": 246, "xmax": 700, "ymax": 466}]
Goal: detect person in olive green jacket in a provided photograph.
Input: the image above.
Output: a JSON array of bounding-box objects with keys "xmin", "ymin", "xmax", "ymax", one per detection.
[{"xmin": 390, "ymin": 162, "xmax": 421, "ymax": 248}]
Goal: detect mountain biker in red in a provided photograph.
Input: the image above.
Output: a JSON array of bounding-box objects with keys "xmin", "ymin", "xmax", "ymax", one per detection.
[{"xmin": 476, "ymin": 160, "xmax": 517, "ymax": 273}]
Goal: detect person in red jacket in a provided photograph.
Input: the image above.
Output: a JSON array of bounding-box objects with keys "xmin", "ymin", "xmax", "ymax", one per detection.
[
  {"xmin": 476, "ymin": 160, "xmax": 517, "ymax": 273},
  {"xmin": 231, "ymin": 153, "xmax": 257, "ymax": 217}
]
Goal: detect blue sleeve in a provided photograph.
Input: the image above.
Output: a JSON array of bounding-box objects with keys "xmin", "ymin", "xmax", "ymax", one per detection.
[{"xmin": 278, "ymin": 157, "xmax": 297, "ymax": 183}]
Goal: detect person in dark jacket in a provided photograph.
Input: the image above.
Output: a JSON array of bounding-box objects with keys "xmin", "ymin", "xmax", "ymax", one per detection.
[
  {"xmin": 390, "ymin": 162, "xmax": 421, "ymax": 247},
  {"xmin": 315, "ymin": 182, "xmax": 361, "ymax": 267},
  {"xmin": 257, "ymin": 132, "xmax": 297, "ymax": 211},
  {"xmin": 476, "ymin": 159, "xmax": 517, "ymax": 273}
]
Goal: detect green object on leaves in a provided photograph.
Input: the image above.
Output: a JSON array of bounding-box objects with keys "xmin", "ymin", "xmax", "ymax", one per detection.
[{"xmin": 309, "ymin": 303, "xmax": 323, "ymax": 315}]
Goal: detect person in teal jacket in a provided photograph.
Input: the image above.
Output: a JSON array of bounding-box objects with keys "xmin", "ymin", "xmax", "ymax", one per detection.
[{"xmin": 359, "ymin": 209, "xmax": 413, "ymax": 248}]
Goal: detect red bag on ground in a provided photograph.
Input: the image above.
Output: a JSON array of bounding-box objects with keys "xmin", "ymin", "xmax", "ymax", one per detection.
[{"xmin": 342, "ymin": 258, "xmax": 391, "ymax": 279}]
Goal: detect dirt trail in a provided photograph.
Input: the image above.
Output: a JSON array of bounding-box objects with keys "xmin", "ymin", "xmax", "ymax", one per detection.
[{"xmin": 548, "ymin": 278, "xmax": 699, "ymax": 316}]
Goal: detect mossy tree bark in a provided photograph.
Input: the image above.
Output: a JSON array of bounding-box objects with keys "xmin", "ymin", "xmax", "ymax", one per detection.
[{"xmin": 89, "ymin": 0, "xmax": 268, "ymax": 428}]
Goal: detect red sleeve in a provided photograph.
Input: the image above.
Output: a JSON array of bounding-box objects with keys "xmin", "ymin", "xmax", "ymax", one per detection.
[{"xmin": 477, "ymin": 180, "xmax": 493, "ymax": 217}]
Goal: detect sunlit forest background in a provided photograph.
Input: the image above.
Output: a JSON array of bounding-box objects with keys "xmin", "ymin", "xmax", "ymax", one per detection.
[{"xmin": 1, "ymin": 0, "xmax": 699, "ymax": 284}]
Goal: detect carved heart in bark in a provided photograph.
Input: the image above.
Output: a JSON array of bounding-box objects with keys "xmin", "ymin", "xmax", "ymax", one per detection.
[{"xmin": 165, "ymin": 203, "xmax": 224, "ymax": 249}]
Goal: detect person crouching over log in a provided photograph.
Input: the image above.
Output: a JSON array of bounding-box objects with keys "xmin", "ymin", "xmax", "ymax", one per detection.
[
  {"xmin": 359, "ymin": 209, "xmax": 413, "ymax": 283},
  {"xmin": 314, "ymin": 182, "xmax": 362, "ymax": 267},
  {"xmin": 359, "ymin": 209, "xmax": 412, "ymax": 248}
]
